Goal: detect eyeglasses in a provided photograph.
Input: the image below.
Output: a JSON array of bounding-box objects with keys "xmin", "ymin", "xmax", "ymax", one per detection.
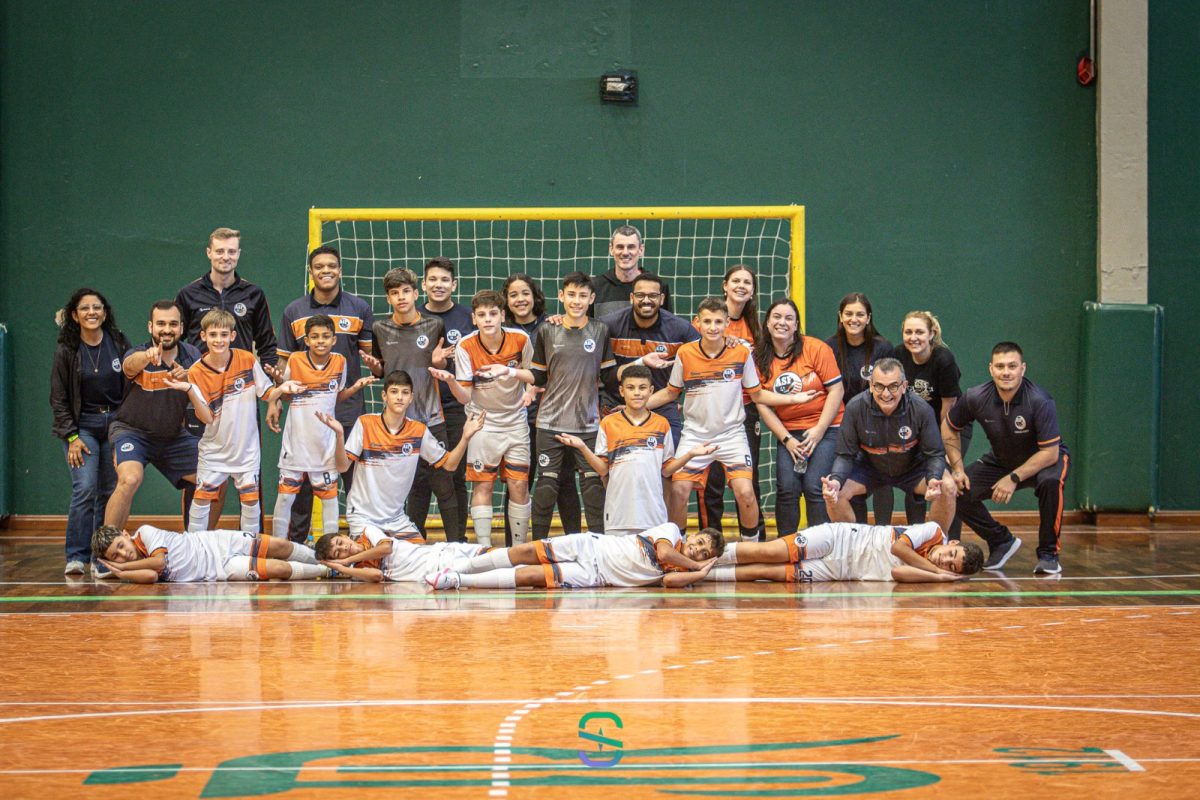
[
  {"xmin": 870, "ymin": 381, "xmax": 904, "ymax": 396},
  {"xmin": 632, "ymin": 293, "xmax": 662, "ymax": 301}
]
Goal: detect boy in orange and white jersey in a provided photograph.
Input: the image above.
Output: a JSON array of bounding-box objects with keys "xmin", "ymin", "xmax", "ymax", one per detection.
[
  {"xmin": 318, "ymin": 370, "xmax": 484, "ymax": 542},
  {"xmin": 648, "ymin": 297, "xmax": 815, "ymax": 540},
  {"xmin": 428, "ymin": 290, "xmax": 535, "ymax": 547},
  {"xmin": 313, "ymin": 526, "xmax": 489, "ymax": 583},
  {"xmin": 703, "ymin": 520, "xmax": 983, "ymax": 583},
  {"xmin": 186, "ymin": 310, "xmax": 304, "ymax": 533},
  {"xmin": 269, "ymin": 314, "xmax": 375, "ymax": 540},
  {"xmin": 91, "ymin": 524, "xmax": 327, "ymax": 583},
  {"xmin": 557, "ymin": 364, "xmax": 716, "ymax": 536},
  {"xmin": 425, "ymin": 522, "xmax": 721, "ymax": 590}
]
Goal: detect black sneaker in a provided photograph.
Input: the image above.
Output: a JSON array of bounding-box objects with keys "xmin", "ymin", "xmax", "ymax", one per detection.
[
  {"xmin": 1033, "ymin": 556, "xmax": 1061, "ymax": 575},
  {"xmin": 983, "ymin": 536, "xmax": 1022, "ymax": 570}
]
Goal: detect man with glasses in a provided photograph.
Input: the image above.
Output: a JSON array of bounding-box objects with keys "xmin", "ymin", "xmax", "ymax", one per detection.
[
  {"xmin": 820, "ymin": 358, "xmax": 957, "ymax": 533},
  {"xmin": 600, "ymin": 272, "xmax": 698, "ymax": 448}
]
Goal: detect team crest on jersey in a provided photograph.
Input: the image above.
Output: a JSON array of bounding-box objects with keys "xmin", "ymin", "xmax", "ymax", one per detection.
[
  {"xmin": 1014, "ymin": 415, "xmax": 1027, "ymax": 431},
  {"xmin": 338, "ymin": 317, "xmax": 351, "ymax": 331},
  {"xmin": 655, "ymin": 343, "xmax": 667, "ymax": 354},
  {"xmin": 416, "ymin": 335, "xmax": 429, "ymax": 349},
  {"xmin": 120, "ymin": 442, "xmax": 134, "ymax": 453},
  {"xmin": 111, "ymin": 358, "xmax": 122, "ymax": 372},
  {"xmin": 538, "ymin": 453, "xmax": 550, "ymax": 467},
  {"xmin": 472, "ymin": 459, "xmax": 483, "ymax": 471},
  {"xmin": 507, "ymin": 359, "xmax": 518, "ymax": 368},
  {"xmin": 774, "ymin": 372, "xmax": 799, "ymax": 394},
  {"xmin": 401, "ymin": 443, "xmax": 413, "ymax": 456},
  {"xmin": 246, "ymin": 569, "xmax": 260, "ymax": 581},
  {"xmin": 234, "ymin": 377, "xmax": 245, "ymax": 392},
  {"xmin": 898, "ymin": 426, "xmax": 913, "ymax": 440},
  {"xmin": 233, "ymin": 303, "xmax": 247, "ymax": 317},
  {"xmin": 447, "ymin": 329, "xmax": 461, "ymax": 344},
  {"xmin": 860, "ymin": 364, "xmax": 872, "ymax": 380},
  {"xmin": 646, "ymin": 436, "xmax": 657, "ymax": 448},
  {"xmin": 722, "ymin": 368, "xmax": 735, "ymax": 381},
  {"xmin": 327, "ymin": 379, "xmax": 338, "ymax": 391},
  {"xmin": 583, "ymin": 338, "xmax": 596, "ymax": 353}
]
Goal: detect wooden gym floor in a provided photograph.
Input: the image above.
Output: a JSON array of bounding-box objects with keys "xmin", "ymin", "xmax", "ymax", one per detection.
[{"xmin": 1, "ymin": 523, "xmax": 1198, "ymax": 799}]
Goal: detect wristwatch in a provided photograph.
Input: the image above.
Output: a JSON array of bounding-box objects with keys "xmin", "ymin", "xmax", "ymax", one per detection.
[{"xmin": 1009, "ymin": 472, "xmax": 1020, "ymax": 484}]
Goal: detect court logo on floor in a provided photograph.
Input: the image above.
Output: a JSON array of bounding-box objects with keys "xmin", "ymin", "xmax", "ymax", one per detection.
[{"xmin": 578, "ymin": 710, "xmax": 624, "ymax": 767}]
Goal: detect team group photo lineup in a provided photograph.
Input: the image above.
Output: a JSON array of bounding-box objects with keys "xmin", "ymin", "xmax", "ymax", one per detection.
[{"xmin": 53, "ymin": 222, "xmax": 1070, "ymax": 590}]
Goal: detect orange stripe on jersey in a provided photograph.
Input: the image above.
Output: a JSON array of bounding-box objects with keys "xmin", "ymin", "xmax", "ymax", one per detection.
[
  {"xmin": 133, "ymin": 369, "xmax": 181, "ymax": 392},
  {"xmin": 459, "ymin": 329, "xmax": 530, "ymax": 378},
  {"xmin": 611, "ymin": 338, "xmax": 685, "ymax": 360},
  {"xmin": 289, "ymin": 315, "xmax": 364, "ymax": 341}
]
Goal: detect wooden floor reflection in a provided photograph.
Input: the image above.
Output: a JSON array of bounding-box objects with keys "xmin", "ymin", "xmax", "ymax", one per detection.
[{"xmin": 1, "ymin": 524, "xmax": 1198, "ymax": 798}]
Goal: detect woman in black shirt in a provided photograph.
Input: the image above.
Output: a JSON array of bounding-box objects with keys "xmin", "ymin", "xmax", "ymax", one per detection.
[{"xmin": 49, "ymin": 288, "xmax": 130, "ymax": 575}]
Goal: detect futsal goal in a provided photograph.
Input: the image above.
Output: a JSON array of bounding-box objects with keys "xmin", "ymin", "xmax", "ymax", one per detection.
[{"xmin": 306, "ymin": 205, "xmax": 805, "ymax": 533}]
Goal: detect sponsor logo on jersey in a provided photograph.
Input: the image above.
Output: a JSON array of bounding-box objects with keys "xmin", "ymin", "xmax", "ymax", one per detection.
[
  {"xmin": 234, "ymin": 377, "xmax": 245, "ymax": 392},
  {"xmin": 774, "ymin": 372, "xmax": 800, "ymax": 394},
  {"xmin": 722, "ymin": 368, "xmax": 735, "ymax": 381},
  {"xmin": 416, "ymin": 335, "xmax": 429, "ymax": 349},
  {"xmin": 898, "ymin": 426, "xmax": 913, "ymax": 440},
  {"xmin": 1014, "ymin": 415, "xmax": 1027, "ymax": 431},
  {"xmin": 111, "ymin": 358, "xmax": 122, "ymax": 372},
  {"xmin": 120, "ymin": 442, "xmax": 134, "ymax": 453},
  {"xmin": 401, "ymin": 443, "xmax": 413, "ymax": 456},
  {"xmin": 538, "ymin": 453, "xmax": 550, "ymax": 467},
  {"xmin": 583, "ymin": 338, "xmax": 596, "ymax": 353},
  {"xmin": 233, "ymin": 303, "xmax": 247, "ymax": 317},
  {"xmin": 446, "ymin": 329, "xmax": 461, "ymax": 344}
]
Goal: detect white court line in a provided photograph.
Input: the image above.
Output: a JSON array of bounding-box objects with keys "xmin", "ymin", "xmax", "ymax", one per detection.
[
  {"xmin": 6, "ymin": 696, "xmax": 1200, "ymax": 726},
  {"xmin": 1103, "ymin": 749, "xmax": 1146, "ymax": 772}
]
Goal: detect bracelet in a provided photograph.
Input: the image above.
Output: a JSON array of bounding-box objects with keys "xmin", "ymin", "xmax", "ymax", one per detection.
[{"xmin": 67, "ymin": 434, "xmax": 79, "ymax": 443}]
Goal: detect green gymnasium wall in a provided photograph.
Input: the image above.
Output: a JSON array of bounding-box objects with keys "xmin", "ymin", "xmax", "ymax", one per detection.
[
  {"xmin": 1, "ymin": 1, "xmax": 1108, "ymax": 516},
  {"xmin": 1148, "ymin": 1, "xmax": 1200, "ymax": 510}
]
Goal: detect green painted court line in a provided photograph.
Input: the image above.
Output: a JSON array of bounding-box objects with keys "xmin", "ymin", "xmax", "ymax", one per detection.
[{"xmin": 2, "ymin": 589, "xmax": 1200, "ymax": 604}]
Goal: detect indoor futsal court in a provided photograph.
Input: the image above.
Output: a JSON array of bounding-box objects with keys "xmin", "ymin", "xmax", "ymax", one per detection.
[{"xmin": 2, "ymin": 520, "xmax": 1199, "ymax": 798}]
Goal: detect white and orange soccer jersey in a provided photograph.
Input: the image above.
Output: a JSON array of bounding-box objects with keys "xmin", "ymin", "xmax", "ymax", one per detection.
[
  {"xmin": 344, "ymin": 414, "xmax": 449, "ymax": 532},
  {"xmin": 278, "ymin": 352, "xmax": 346, "ymax": 472},
  {"xmin": 188, "ymin": 349, "xmax": 273, "ymax": 472},
  {"xmin": 131, "ymin": 525, "xmax": 261, "ymax": 582},
  {"xmin": 454, "ymin": 328, "xmax": 533, "ymax": 430},
  {"xmin": 531, "ymin": 523, "xmax": 685, "ymax": 588},
  {"xmin": 780, "ymin": 521, "xmax": 947, "ymax": 582},
  {"xmin": 356, "ymin": 526, "xmax": 486, "ymax": 582},
  {"xmin": 667, "ymin": 340, "xmax": 762, "ymax": 440},
  {"xmin": 594, "ymin": 411, "xmax": 675, "ymax": 531}
]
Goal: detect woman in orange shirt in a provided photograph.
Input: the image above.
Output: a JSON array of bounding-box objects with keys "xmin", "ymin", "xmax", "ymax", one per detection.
[{"xmin": 754, "ymin": 298, "xmax": 845, "ymax": 533}]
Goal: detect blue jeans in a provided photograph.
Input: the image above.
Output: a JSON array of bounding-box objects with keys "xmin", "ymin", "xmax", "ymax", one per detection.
[
  {"xmin": 774, "ymin": 427, "xmax": 838, "ymax": 536},
  {"xmin": 62, "ymin": 410, "xmax": 117, "ymax": 564}
]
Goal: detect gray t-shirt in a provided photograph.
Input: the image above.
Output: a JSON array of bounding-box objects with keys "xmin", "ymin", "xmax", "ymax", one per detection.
[
  {"xmin": 531, "ymin": 319, "xmax": 616, "ymax": 433},
  {"xmin": 372, "ymin": 314, "xmax": 446, "ymax": 427}
]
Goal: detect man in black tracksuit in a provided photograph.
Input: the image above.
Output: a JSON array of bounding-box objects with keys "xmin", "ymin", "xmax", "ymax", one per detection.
[
  {"xmin": 590, "ymin": 225, "xmax": 673, "ymax": 319},
  {"xmin": 821, "ymin": 358, "xmax": 957, "ymax": 534}
]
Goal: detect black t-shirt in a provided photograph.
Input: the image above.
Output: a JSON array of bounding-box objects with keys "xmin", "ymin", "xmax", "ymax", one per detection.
[
  {"xmin": 423, "ymin": 302, "xmax": 475, "ymax": 411},
  {"xmin": 825, "ymin": 335, "xmax": 893, "ymax": 401},
  {"xmin": 78, "ymin": 335, "xmax": 126, "ymax": 411},
  {"xmin": 893, "ymin": 345, "xmax": 961, "ymax": 419},
  {"xmin": 948, "ymin": 378, "xmax": 1067, "ymax": 469},
  {"xmin": 112, "ymin": 341, "xmax": 202, "ymax": 439}
]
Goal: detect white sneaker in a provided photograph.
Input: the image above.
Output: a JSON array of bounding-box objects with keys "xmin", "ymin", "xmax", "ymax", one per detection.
[
  {"xmin": 424, "ymin": 568, "xmax": 460, "ymax": 590},
  {"xmin": 64, "ymin": 560, "xmax": 86, "ymax": 576}
]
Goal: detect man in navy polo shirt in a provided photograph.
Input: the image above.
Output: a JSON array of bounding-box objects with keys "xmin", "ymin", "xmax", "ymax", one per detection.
[
  {"xmin": 272, "ymin": 245, "xmax": 375, "ymax": 541},
  {"xmin": 943, "ymin": 341, "xmax": 1070, "ymax": 575}
]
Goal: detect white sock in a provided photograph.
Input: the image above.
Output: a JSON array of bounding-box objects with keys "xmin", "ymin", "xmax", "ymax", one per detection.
[
  {"xmin": 240, "ymin": 501, "xmax": 261, "ymax": 534},
  {"xmin": 319, "ymin": 494, "xmax": 340, "ymax": 537},
  {"xmin": 715, "ymin": 542, "xmax": 739, "ymax": 566},
  {"xmin": 288, "ymin": 542, "xmax": 318, "ymax": 565},
  {"xmin": 709, "ymin": 566, "xmax": 737, "ymax": 582},
  {"xmin": 459, "ymin": 568, "xmax": 518, "ymax": 589},
  {"xmin": 286, "ymin": 562, "xmax": 329, "ymax": 580},
  {"xmin": 187, "ymin": 499, "xmax": 211, "ymax": 532},
  {"xmin": 454, "ymin": 548, "xmax": 515, "ymax": 574},
  {"xmin": 272, "ymin": 492, "xmax": 295, "ymax": 538},
  {"xmin": 471, "ymin": 506, "xmax": 494, "ymax": 547},
  {"xmin": 507, "ymin": 501, "xmax": 531, "ymax": 544}
]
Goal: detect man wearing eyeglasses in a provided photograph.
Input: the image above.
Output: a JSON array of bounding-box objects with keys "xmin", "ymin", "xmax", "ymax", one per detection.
[
  {"xmin": 821, "ymin": 358, "xmax": 957, "ymax": 533},
  {"xmin": 600, "ymin": 271, "xmax": 698, "ymax": 448}
]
